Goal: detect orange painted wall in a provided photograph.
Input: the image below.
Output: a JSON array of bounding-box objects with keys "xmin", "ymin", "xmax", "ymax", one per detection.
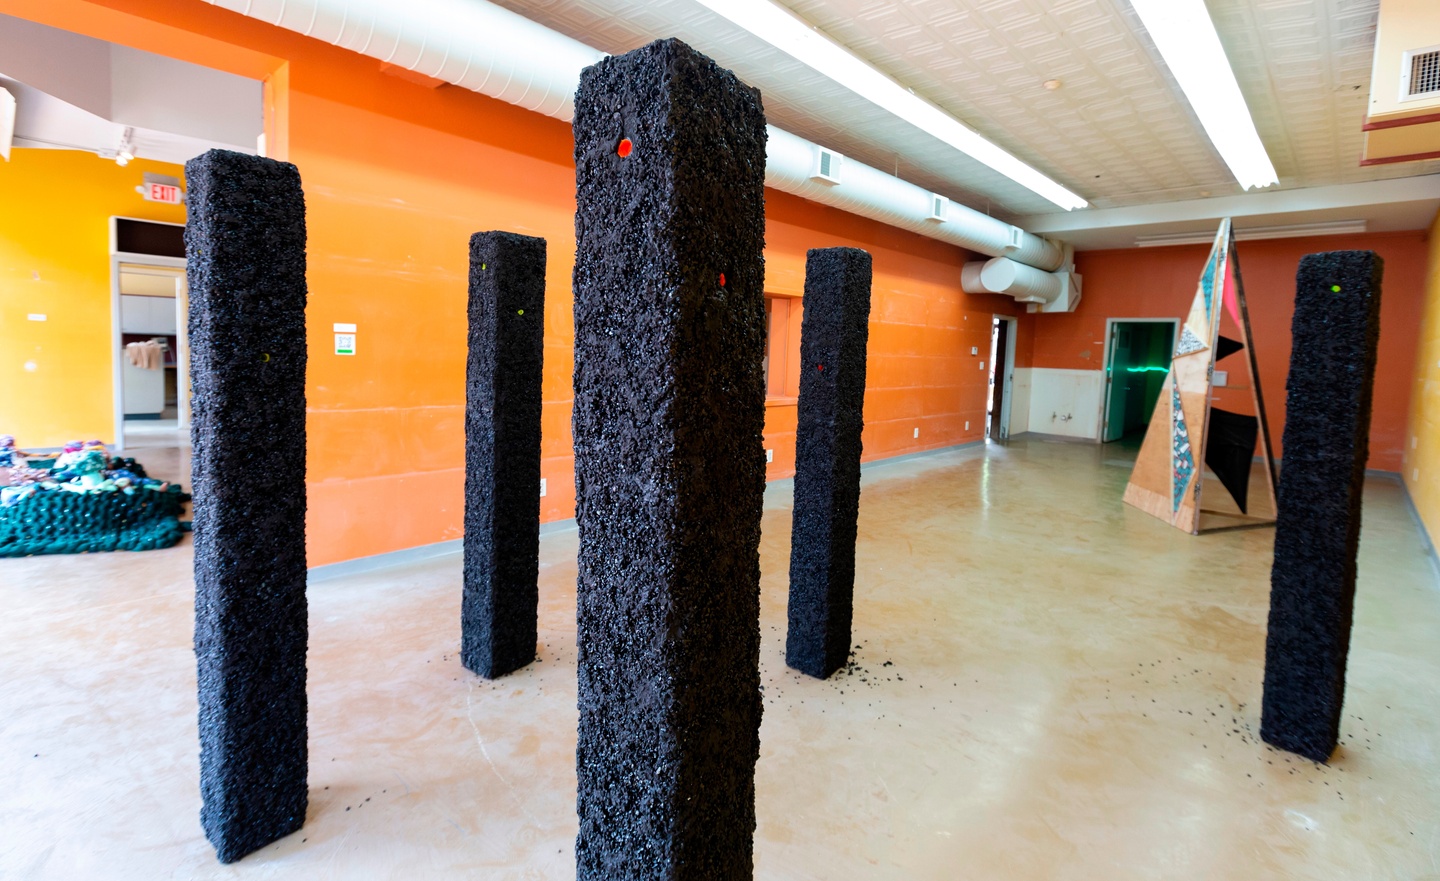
[
  {"xmin": 4, "ymin": 0, "xmax": 1024, "ymax": 565},
  {"xmin": 1066, "ymin": 232, "xmax": 1428, "ymax": 471},
  {"xmin": 290, "ymin": 89, "xmax": 580, "ymax": 564},
  {"xmin": 0, "ymin": 148, "xmax": 188, "ymax": 448},
  {"xmin": 762, "ymin": 191, "xmax": 1026, "ymax": 480}
]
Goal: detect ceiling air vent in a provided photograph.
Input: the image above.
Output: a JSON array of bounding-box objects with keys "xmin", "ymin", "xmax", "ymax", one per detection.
[
  {"xmin": 1402, "ymin": 46, "xmax": 1440, "ymax": 101},
  {"xmin": 928, "ymin": 193, "xmax": 949, "ymax": 222},
  {"xmin": 1002, "ymin": 224, "xmax": 1026, "ymax": 254},
  {"xmin": 810, "ymin": 146, "xmax": 842, "ymax": 184}
]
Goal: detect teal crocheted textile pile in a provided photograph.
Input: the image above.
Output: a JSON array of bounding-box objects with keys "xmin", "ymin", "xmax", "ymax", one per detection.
[{"xmin": 0, "ymin": 485, "xmax": 190, "ymax": 557}]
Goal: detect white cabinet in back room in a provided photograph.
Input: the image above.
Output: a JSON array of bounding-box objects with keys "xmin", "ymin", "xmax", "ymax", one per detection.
[{"xmin": 121, "ymin": 294, "xmax": 178, "ymax": 335}]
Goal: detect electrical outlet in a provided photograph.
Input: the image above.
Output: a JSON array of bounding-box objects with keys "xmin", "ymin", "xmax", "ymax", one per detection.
[
  {"xmin": 765, "ymin": 449, "xmax": 773, "ymax": 463},
  {"xmin": 965, "ymin": 421, "xmax": 970, "ymax": 431},
  {"xmin": 540, "ymin": 478, "xmax": 547, "ymax": 497},
  {"xmin": 971, "ymin": 346, "xmax": 979, "ymax": 355},
  {"xmin": 913, "ymin": 427, "xmax": 920, "ymax": 439},
  {"xmin": 979, "ymin": 361, "xmax": 985, "ymax": 370}
]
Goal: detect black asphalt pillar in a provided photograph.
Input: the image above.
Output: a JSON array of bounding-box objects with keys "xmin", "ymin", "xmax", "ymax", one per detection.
[
  {"xmin": 786, "ymin": 247, "xmax": 873, "ymax": 679},
  {"xmin": 571, "ymin": 38, "xmax": 768, "ymax": 881},
  {"xmin": 462, "ymin": 231, "xmax": 546, "ymax": 678},
  {"xmin": 187, "ymin": 149, "xmax": 309, "ymax": 863},
  {"xmin": 1261, "ymin": 250, "xmax": 1383, "ymax": 762}
]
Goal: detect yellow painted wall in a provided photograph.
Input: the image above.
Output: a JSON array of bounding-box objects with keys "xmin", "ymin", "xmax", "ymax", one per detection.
[
  {"xmin": 1403, "ymin": 206, "xmax": 1440, "ymax": 536},
  {"xmin": 0, "ymin": 148, "xmax": 187, "ymax": 448}
]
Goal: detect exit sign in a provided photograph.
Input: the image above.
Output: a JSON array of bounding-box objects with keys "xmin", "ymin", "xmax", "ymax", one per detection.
[{"xmin": 144, "ymin": 182, "xmax": 183, "ymax": 204}]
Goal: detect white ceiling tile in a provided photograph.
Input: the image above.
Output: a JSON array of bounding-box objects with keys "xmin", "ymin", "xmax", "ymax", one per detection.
[{"xmin": 486, "ymin": 0, "xmax": 1440, "ymax": 221}]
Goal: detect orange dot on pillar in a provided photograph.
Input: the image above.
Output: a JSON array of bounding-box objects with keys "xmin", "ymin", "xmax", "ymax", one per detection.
[{"xmin": 617, "ymin": 138, "xmax": 633, "ymax": 158}]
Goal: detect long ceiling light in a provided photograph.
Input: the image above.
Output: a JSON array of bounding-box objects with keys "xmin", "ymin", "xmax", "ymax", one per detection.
[
  {"xmin": 1135, "ymin": 219, "xmax": 1367, "ymax": 248},
  {"xmin": 1128, "ymin": 0, "xmax": 1278, "ymax": 191},
  {"xmin": 690, "ymin": 0, "xmax": 1089, "ymax": 211}
]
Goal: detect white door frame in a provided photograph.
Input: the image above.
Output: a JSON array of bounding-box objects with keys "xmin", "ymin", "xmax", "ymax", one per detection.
[
  {"xmin": 992, "ymin": 315, "xmax": 1018, "ymax": 440},
  {"xmin": 1100, "ymin": 317, "xmax": 1179, "ymax": 443},
  {"xmin": 110, "ymin": 215, "xmax": 187, "ymax": 452},
  {"xmin": 176, "ymin": 273, "xmax": 190, "ymax": 431}
]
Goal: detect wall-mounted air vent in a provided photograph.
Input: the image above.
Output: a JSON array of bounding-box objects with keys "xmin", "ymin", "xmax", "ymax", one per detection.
[
  {"xmin": 928, "ymin": 193, "xmax": 949, "ymax": 222},
  {"xmin": 811, "ymin": 146, "xmax": 842, "ymax": 184},
  {"xmin": 1402, "ymin": 46, "xmax": 1440, "ymax": 101}
]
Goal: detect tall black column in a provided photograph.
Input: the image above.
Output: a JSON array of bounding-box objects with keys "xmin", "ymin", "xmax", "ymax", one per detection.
[
  {"xmin": 571, "ymin": 38, "xmax": 768, "ymax": 881},
  {"xmin": 786, "ymin": 247, "xmax": 873, "ymax": 679},
  {"xmin": 462, "ymin": 231, "xmax": 546, "ymax": 678},
  {"xmin": 1261, "ymin": 250, "xmax": 1383, "ymax": 762},
  {"xmin": 187, "ymin": 149, "xmax": 309, "ymax": 863}
]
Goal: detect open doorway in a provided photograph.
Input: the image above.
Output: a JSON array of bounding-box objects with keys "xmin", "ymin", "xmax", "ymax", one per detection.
[
  {"xmin": 986, "ymin": 315, "xmax": 1017, "ymax": 441},
  {"xmin": 114, "ymin": 233, "xmax": 189, "ymax": 450},
  {"xmin": 1102, "ymin": 319, "xmax": 1178, "ymax": 443},
  {"xmin": 111, "ymin": 217, "xmax": 189, "ymax": 450}
]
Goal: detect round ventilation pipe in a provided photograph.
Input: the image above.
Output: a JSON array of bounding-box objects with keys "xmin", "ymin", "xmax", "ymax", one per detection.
[
  {"xmin": 207, "ymin": 0, "xmax": 1067, "ymax": 274},
  {"xmin": 765, "ymin": 127, "xmax": 1064, "ymax": 271},
  {"xmin": 961, "ymin": 261, "xmax": 993, "ymax": 294},
  {"xmin": 203, "ymin": 0, "xmax": 603, "ymax": 120},
  {"xmin": 977, "ymin": 256, "xmax": 1064, "ymax": 304}
]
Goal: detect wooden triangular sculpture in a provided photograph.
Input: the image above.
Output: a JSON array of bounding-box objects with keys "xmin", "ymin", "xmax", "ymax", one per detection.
[{"xmin": 1123, "ymin": 218, "xmax": 1279, "ymax": 534}]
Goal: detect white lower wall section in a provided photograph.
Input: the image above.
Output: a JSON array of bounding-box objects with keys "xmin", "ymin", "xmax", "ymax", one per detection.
[
  {"xmin": 1025, "ymin": 368, "xmax": 1104, "ymax": 440},
  {"xmin": 1008, "ymin": 368, "xmax": 1032, "ymax": 436}
]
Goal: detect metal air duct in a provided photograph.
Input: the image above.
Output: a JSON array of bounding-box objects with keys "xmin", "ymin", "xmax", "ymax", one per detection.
[
  {"xmin": 960, "ymin": 252, "xmax": 1082, "ymax": 313},
  {"xmin": 761, "ymin": 125, "xmax": 1063, "ymax": 271},
  {"xmin": 205, "ymin": 0, "xmax": 1075, "ymax": 292},
  {"xmin": 205, "ymin": 0, "xmax": 602, "ymax": 120}
]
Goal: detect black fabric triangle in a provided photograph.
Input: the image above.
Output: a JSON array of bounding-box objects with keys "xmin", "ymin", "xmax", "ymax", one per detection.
[
  {"xmin": 1215, "ymin": 335, "xmax": 1245, "ymax": 361},
  {"xmin": 1204, "ymin": 407, "xmax": 1259, "ymax": 514}
]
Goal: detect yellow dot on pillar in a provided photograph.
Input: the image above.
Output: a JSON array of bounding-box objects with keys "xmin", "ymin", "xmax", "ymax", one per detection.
[
  {"xmin": 517, "ymin": 309, "xmax": 524, "ymax": 315},
  {"xmin": 262, "ymin": 353, "xmax": 270, "ymax": 362},
  {"xmin": 1331, "ymin": 285, "xmax": 1341, "ymax": 292},
  {"xmin": 481, "ymin": 263, "xmax": 487, "ymax": 270}
]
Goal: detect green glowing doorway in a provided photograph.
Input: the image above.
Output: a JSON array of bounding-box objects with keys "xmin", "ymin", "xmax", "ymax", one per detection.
[{"xmin": 1102, "ymin": 319, "xmax": 1178, "ymax": 443}]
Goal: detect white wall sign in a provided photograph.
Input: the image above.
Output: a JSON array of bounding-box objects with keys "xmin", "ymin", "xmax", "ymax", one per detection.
[{"xmin": 334, "ymin": 323, "xmax": 356, "ymax": 355}]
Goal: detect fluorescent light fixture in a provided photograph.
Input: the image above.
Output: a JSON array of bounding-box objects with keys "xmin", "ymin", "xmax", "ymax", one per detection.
[
  {"xmin": 1135, "ymin": 220, "xmax": 1366, "ymax": 248},
  {"xmin": 0, "ymin": 86, "xmax": 14, "ymax": 162},
  {"xmin": 1128, "ymin": 0, "xmax": 1279, "ymax": 190},
  {"xmin": 691, "ymin": 0, "xmax": 1089, "ymax": 211}
]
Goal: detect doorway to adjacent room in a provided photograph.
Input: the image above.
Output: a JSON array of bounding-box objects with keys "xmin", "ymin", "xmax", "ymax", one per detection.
[
  {"xmin": 113, "ymin": 217, "xmax": 190, "ymax": 451},
  {"xmin": 986, "ymin": 315, "xmax": 1017, "ymax": 441},
  {"xmin": 1101, "ymin": 319, "xmax": 1178, "ymax": 443}
]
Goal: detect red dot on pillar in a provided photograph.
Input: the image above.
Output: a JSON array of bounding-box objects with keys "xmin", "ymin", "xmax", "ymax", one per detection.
[
  {"xmin": 719, "ymin": 273, "xmax": 727, "ymax": 287},
  {"xmin": 617, "ymin": 138, "xmax": 633, "ymax": 158},
  {"xmin": 817, "ymin": 364, "xmax": 825, "ymax": 371}
]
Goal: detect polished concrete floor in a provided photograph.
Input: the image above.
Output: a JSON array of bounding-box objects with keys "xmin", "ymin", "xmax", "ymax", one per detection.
[{"xmin": 3, "ymin": 437, "xmax": 1438, "ymax": 880}]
